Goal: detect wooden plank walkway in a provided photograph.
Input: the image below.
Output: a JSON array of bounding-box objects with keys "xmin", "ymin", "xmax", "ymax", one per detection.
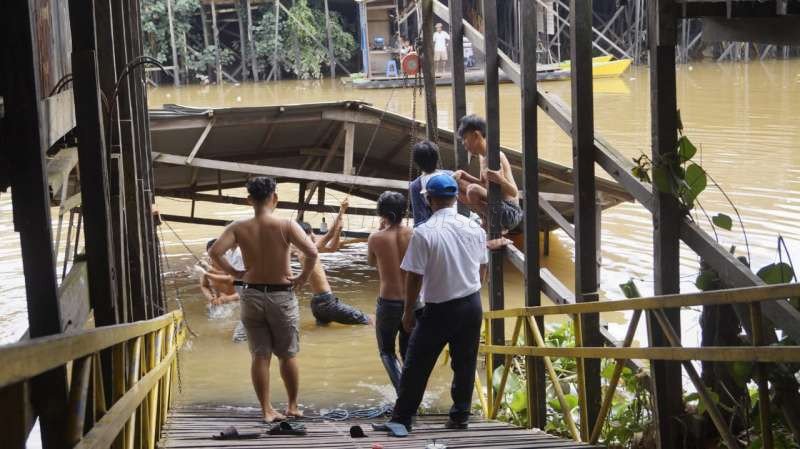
[{"xmin": 159, "ymin": 406, "xmax": 600, "ymax": 449}]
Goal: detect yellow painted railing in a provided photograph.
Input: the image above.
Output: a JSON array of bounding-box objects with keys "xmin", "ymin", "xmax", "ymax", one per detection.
[
  {"xmin": 479, "ymin": 283, "xmax": 800, "ymax": 449},
  {"xmin": 0, "ymin": 310, "xmax": 186, "ymax": 449}
]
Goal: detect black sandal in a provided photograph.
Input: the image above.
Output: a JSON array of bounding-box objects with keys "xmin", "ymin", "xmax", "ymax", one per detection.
[
  {"xmin": 211, "ymin": 426, "xmax": 261, "ymax": 440},
  {"xmin": 268, "ymin": 421, "xmax": 307, "ymax": 436}
]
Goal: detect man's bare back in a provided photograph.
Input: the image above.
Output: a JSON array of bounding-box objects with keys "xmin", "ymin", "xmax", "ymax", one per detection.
[
  {"xmin": 297, "ymin": 247, "xmax": 331, "ymax": 294},
  {"xmin": 212, "ymin": 213, "xmax": 317, "ymax": 286},
  {"xmin": 368, "ymin": 222, "xmax": 412, "ymax": 300}
]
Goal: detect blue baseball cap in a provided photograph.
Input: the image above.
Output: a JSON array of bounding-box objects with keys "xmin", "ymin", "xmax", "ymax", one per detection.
[{"xmin": 425, "ymin": 173, "xmax": 458, "ymax": 197}]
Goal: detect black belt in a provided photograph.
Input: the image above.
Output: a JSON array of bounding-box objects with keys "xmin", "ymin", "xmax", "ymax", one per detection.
[
  {"xmin": 243, "ymin": 283, "xmax": 293, "ymax": 292},
  {"xmin": 233, "ymin": 280, "xmax": 245, "ymax": 287}
]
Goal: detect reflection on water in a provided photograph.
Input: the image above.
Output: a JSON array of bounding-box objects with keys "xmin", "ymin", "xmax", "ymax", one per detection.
[{"xmin": 1, "ymin": 60, "xmax": 799, "ymax": 409}]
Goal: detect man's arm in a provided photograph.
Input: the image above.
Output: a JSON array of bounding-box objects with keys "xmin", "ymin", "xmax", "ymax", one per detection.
[
  {"xmin": 487, "ymin": 154, "xmax": 519, "ymax": 198},
  {"xmin": 286, "ymin": 220, "xmax": 319, "ymax": 288},
  {"xmin": 367, "ymin": 234, "xmax": 378, "ymax": 267},
  {"xmin": 209, "ymin": 224, "xmax": 244, "ymax": 277},
  {"xmin": 200, "ymin": 275, "xmax": 217, "ymax": 302},
  {"xmin": 479, "ymin": 264, "xmax": 488, "ymax": 285},
  {"xmin": 454, "ymin": 169, "xmax": 481, "ymax": 185},
  {"xmin": 403, "ymin": 271, "xmax": 423, "ymax": 332}
]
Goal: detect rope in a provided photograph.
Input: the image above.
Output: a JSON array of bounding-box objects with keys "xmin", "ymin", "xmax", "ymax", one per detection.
[
  {"xmin": 303, "ymin": 404, "xmax": 393, "ymax": 421},
  {"xmin": 158, "ymin": 223, "xmax": 199, "ymax": 338}
]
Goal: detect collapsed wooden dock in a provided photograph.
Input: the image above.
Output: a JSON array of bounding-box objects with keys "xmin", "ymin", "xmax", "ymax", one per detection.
[{"xmin": 160, "ymin": 407, "xmax": 597, "ymax": 449}]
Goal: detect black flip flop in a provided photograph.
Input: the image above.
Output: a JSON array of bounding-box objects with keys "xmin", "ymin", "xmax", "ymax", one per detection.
[
  {"xmin": 371, "ymin": 421, "xmax": 409, "ymax": 437},
  {"xmin": 211, "ymin": 426, "xmax": 261, "ymax": 440},
  {"xmin": 350, "ymin": 425, "xmax": 367, "ymax": 438},
  {"xmin": 268, "ymin": 421, "xmax": 307, "ymax": 436}
]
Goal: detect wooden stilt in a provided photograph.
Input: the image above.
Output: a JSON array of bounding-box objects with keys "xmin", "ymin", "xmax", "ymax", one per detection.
[
  {"xmin": 647, "ymin": 2, "xmax": 684, "ymax": 449},
  {"xmin": 421, "ymin": 0, "xmax": 438, "ymax": 139},
  {"xmin": 166, "ymin": 0, "xmax": 180, "ymax": 85},
  {"xmin": 246, "ymin": 0, "xmax": 258, "ymax": 81},
  {"xmin": 448, "ymin": 0, "xmax": 468, "ymax": 186},
  {"xmin": 323, "ymin": 0, "xmax": 336, "ymax": 78},
  {"xmin": 211, "ymin": 0, "xmax": 222, "ymax": 83},
  {"xmin": 520, "ymin": 0, "xmax": 546, "ymax": 430}
]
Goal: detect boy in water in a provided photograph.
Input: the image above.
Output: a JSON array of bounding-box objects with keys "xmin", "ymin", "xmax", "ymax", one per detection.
[
  {"xmin": 367, "ymin": 191, "xmax": 413, "ymax": 392},
  {"xmin": 210, "ymin": 176, "xmax": 318, "ymax": 422},
  {"xmin": 201, "ymin": 239, "xmax": 240, "ymax": 306},
  {"xmin": 453, "ymin": 114, "xmax": 523, "ymax": 232},
  {"xmin": 296, "ymin": 198, "xmax": 371, "ymax": 326}
]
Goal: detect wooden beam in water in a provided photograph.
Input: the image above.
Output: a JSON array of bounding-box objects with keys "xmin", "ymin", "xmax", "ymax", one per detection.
[
  {"xmin": 570, "ymin": 0, "xmax": 601, "ymax": 438},
  {"xmin": 647, "ymin": 3, "xmax": 684, "ymax": 449},
  {"xmin": 153, "ymin": 152, "xmax": 409, "ymax": 190},
  {"xmin": 519, "ymin": 0, "xmax": 546, "ymax": 430},
  {"xmin": 483, "ymin": 0, "xmax": 504, "ymax": 369}
]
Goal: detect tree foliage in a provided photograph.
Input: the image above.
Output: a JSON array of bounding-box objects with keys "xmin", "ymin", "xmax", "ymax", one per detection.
[
  {"xmin": 141, "ymin": 0, "xmax": 199, "ymax": 63},
  {"xmin": 253, "ymin": 0, "xmax": 355, "ymax": 79}
]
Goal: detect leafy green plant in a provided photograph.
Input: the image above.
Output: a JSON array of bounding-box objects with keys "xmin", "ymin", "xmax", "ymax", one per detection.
[{"xmin": 253, "ymin": 0, "xmax": 355, "ymax": 79}]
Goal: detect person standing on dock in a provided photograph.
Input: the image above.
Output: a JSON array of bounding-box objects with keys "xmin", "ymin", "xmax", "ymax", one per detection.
[
  {"xmin": 296, "ymin": 198, "xmax": 372, "ymax": 326},
  {"xmin": 409, "ymin": 140, "xmax": 453, "ymax": 226},
  {"xmin": 453, "ymin": 114, "xmax": 523, "ymax": 232},
  {"xmin": 368, "ymin": 191, "xmax": 414, "ymax": 393},
  {"xmin": 433, "ymin": 23, "xmax": 450, "ymax": 75},
  {"xmin": 209, "ymin": 176, "xmax": 318, "ymax": 423},
  {"xmin": 385, "ymin": 174, "xmax": 487, "ymax": 433}
]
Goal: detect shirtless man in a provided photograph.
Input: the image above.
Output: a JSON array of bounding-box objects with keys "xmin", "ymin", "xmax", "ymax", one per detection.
[
  {"xmin": 201, "ymin": 239, "xmax": 240, "ymax": 306},
  {"xmin": 209, "ymin": 176, "xmax": 318, "ymax": 422},
  {"xmin": 296, "ymin": 198, "xmax": 371, "ymax": 326},
  {"xmin": 453, "ymin": 114, "xmax": 523, "ymax": 232},
  {"xmin": 367, "ymin": 191, "xmax": 413, "ymax": 392}
]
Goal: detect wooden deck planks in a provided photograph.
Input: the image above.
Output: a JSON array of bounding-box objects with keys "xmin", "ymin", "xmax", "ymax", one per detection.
[{"xmin": 159, "ymin": 407, "xmax": 600, "ymax": 449}]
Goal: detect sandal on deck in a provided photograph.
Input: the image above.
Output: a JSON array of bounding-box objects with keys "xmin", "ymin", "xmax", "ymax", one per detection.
[
  {"xmin": 371, "ymin": 421, "xmax": 409, "ymax": 437},
  {"xmin": 350, "ymin": 425, "xmax": 367, "ymax": 438},
  {"xmin": 211, "ymin": 426, "xmax": 261, "ymax": 440},
  {"xmin": 268, "ymin": 421, "xmax": 307, "ymax": 436}
]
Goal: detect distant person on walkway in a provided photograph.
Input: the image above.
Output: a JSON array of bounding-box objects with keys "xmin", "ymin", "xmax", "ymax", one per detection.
[
  {"xmin": 433, "ymin": 23, "xmax": 450, "ymax": 74},
  {"xmin": 385, "ymin": 174, "xmax": 487, "ymax": 432},
  {"xmin": 409, "ymin": 140, "xmax": 453, "ymax": 226},
  {"xmin": 367, "ymin": 191, "xmax": 414, "ymax": 393},
  {"xmin": 296, "ymin": 198, "xmax": 372, "ymax": 326},
  {"xmin": 209, "ymin": 176, "xmax": 318, "ymax": 423},
  {"xmin": 453, "ymin": 114, "xmax": 523, "ymax": 232}
]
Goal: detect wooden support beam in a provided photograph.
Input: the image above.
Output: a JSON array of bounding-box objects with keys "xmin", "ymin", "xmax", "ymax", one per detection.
[
  {"xmin": 156, "ymin": 190, "xmax": 378, "ymax": 216},
  {"xmin": 421, "ymin": 0, "xmax": 438, "ymax": 139},
  {"xmin": 570, "ymin": 0, "xmax": 601, "ymax": 439},
  {"xmin": 211, "ymin": 0, "xmax": 222, "ymax": 83},
  {"xmin": 3, "ymin": 0, "xmax": 69, "ymax": 443},
  {"xmin": 483, "ymin": 0, "xmax": 504, "ymax": 369},
  {"xmin": 153, "ymin": 152, "xmax": 409, "ymax": 190},
  {"xmin": 303, "ymin": 125, "xmax": 346, "ymax": 206},
  {"xmin": 186, "ymin": 117, "xmax": 215, "ymax": 164},
  {"xmin": 448, "ymin": 0, "xmax": 469, "ymax": 217},
  {"xmin": 539, "ymin": 195, "xmax": 576, "ymax": 240},
  {"xmin": 161, "ymin": 214, "xmax": 370, "ymax": 238},
  {"xmin": 343, "ymin": 122, "xmax": 355, "ymax": 175},
  {"xmin": 647, "ymin": 3, "xmax": 684, "ymax": 449},
  {"xmin": 519, "ymin": 0, "xmax": 546, "ymax": 430},
  {"xmin": 323, "ymin": 0, "xmax": 335, "ymax": 78},
  {"xmin": 246, "ymin": 0, "xmax": 258, "ymax": 80},
  {"xmin": 166, "ymin": 0, "xmax": 180, "ymax": 85}
]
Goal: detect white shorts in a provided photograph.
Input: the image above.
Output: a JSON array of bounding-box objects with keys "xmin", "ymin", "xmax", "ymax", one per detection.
[{"xmin": 434, "ymin": 50, "xmax": 448, "ymax": 62}]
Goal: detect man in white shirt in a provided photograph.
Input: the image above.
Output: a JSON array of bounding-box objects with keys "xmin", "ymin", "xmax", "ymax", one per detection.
[
  {"xmin": 432, "ymin": 23, "xmax": 450, "ymax": 74},
  {"xmin": 387, "ymin": 174, "xmax": 488, "ymax": 433}
]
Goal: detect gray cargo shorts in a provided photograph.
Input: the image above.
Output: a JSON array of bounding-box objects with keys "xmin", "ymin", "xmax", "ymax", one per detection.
[{"xmin": 240, "ymin": 288, "xmax": 300, "ymax": 358}]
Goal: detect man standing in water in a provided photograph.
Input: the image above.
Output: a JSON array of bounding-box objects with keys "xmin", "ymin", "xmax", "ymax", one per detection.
[
  {"xmin": 296, "ymin": 198, "xmax": 371, "ymax": 326},
  {"xmin": 210, "ymin": 176, "xmax": 318, "ymax": 422},
  {"xmin": 454, "ymin": 114, "xmax": 523, "ymax": 232},
  {"xmin": 367, "ymin": 191, "xmax": 413, "ymax": 392},
  {"xmin": 383, "ymin": 174, "xmax": 487, "ymax": 434}
]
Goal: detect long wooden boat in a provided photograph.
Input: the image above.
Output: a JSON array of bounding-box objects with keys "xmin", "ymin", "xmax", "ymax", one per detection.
[{"xmin": 149, "ymin": 101, "xmax": 632, "ymax": 232}]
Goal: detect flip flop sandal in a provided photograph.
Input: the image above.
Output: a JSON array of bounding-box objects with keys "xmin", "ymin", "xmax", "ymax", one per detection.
[
  {"xmin": 211, "ymin": 426, "xmax": 261, "ymax": 440},
  {"xmin": 268, "ymin": 421, "xmax": 307, "ymax": 436},
  {"xmin": 371, "ymin": 421, "xmax": 408, "ymax": 437},
  {"xmin": 350, "ymin": 425, "xmax": 367, "ymax": 438}
]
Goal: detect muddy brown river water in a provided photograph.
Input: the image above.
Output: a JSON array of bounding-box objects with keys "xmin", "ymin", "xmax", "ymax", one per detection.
[{"xmin": 2, "ymin": 60, "xmax": 799, "ymax": 412}]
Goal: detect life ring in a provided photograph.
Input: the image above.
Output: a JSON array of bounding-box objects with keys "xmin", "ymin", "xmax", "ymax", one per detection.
[{"xmin": 401, "ymin": 52, "xmax": 420, "ymax": 76}]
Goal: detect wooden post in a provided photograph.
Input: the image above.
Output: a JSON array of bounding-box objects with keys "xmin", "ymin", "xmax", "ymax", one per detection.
[
  {"xmin": 323, "ymin": 0, "xmax": 336, "ymax": 78},
  {"xmin": 246, "ymin": 0, "xmax": 259, "ymax": 80},
  {"xmin": 648, "ymin": 2, "xmax": 683, "ymax": 449},
  {"xmin": 166, "ymin": 0, "xmax": 180, "ymax": 85},
  {"xmin": 483, "ymin": 0, "xmax": 504, "ymax": 368},
  {"xmin": 421, "ymin": 0, "xmax": 438, "ymax": 139},
  {"xmin": 343, "ymin": 122, "xmax": 355, "ymax": 175},
  {"xmin": 3, "ymin": 0, "xmax": 70, "ymax": 445},
  {"xmin": 271, "ymin": 0, "xmax": 281, "ymax": 81},
  {"xmin": 570, "ymin": 0, "xmax": 601, "ymax": 439},
  {"xmin": 520, "ymin": 0, "xmax": 546, "ymax": 430},
  {"xmin": 236, "ymin": 0, "xmax": 249, "ymax": 81},
  {"xmin": 297, "ymin": 182, "xmax": 307, "ymax": 221},
  {"xmin": 211, "ymin": 0, "xmax": 222, "ymax": 83},
  {"xmin": 449, "ymin": 0, "xmax": 468, "ymax": 204}
]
